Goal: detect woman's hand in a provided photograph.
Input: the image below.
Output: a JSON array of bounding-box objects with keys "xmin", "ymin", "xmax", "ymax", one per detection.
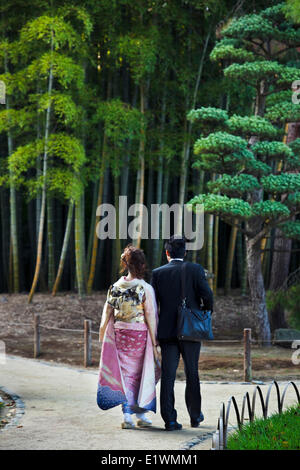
[
  {"xmin": 99, "ymin": 327, "xmax": 104, "ymax": 343},
  {"xmin": 153, "ymin": 345, "xmax": 161, "ymax": 364},
  {"xmin": 98, "ymin": 302, "xmax": 113, "ymax": 344}
]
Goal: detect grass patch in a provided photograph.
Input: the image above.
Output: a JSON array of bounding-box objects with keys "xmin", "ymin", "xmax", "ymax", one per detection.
[{"xmin": 227, "ymin": 404, "xmax": 300, "ymax": 450}]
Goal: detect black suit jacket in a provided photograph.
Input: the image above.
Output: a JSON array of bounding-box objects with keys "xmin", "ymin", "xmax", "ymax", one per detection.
[{"xmin": 151, "ymin": 260, "xmax": 214, "ymax": 342}]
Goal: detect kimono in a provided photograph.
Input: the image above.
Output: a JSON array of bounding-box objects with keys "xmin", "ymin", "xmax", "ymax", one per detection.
[{"xmin": 97, "ymin": 277, "xmax": 160, "ymax": 414}]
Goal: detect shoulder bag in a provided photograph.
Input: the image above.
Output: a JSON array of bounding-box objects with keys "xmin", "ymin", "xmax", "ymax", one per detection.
[{"xmin": 177, "ymin": 262, "xmax": 214, "ymax": 342}]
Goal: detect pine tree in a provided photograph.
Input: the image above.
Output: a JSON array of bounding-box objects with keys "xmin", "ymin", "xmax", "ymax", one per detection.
[{"xmin": 188, "ymin": 3, "xmax": 300, "ymax": 343}]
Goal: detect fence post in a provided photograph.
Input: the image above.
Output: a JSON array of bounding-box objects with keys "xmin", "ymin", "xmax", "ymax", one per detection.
[
  {"xmin": 34, "ymin": 314, "xmax": 40, "ymax": 358},
  {"xmin": 244, "ymin": 328, "xmax": 252, "ymax": 382},
  {"xmin": 84, "ymin": 319, "xmax": 92, "ymax": 367}
]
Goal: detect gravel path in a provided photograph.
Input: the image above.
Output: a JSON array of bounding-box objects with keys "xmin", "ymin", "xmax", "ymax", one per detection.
[{"xmin": 1, "ymin": 355, "xmax": 299, "ymax": 450}]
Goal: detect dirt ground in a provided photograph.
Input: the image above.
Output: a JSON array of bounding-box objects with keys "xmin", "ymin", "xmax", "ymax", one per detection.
[{"xmin": 0, "ymin": 290, "xmax": 299, "ymax": 382}]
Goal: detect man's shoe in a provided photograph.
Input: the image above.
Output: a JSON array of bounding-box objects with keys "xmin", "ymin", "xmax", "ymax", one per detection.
[
  {"xmin": 191, "ymin": 412, "xmax": 204, "ymax": 428},
  {"xmin": 165, "ymin": 421, "xmax": 182, "ymax": 431}
]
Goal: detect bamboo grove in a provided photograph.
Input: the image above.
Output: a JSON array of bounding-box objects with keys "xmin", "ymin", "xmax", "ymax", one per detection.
[{"xmin": 0, "ymin": 1, "xmax": 300, "ymax": 342}]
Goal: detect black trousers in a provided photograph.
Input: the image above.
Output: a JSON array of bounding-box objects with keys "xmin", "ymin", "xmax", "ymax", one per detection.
[{"xmin": 160, "ymin": 340, "xmax": 201, "ymax": 424}]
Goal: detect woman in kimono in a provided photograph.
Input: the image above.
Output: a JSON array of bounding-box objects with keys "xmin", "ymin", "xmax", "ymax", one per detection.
[{"xmin": 97, "ymin": 244, "xmax": 160, "ymax": 429}]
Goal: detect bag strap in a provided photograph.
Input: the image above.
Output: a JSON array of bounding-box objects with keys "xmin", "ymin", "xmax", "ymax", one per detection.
[{"xmin": 181, "ymin": 262, "xmax": 187, "ymax": 302}]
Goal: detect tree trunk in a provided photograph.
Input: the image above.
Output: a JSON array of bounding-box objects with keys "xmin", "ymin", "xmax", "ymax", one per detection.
[
  {"xmin": 36, "ymin": 82, "xmax": 42, "ymax": 251},
  {"xmin": 80, "ymin": 191, "xmax": 87, "ymax": 287},
  {"xmin": 177, "ymin": 111, "xmax": 189, "ymax": 235},
  {"xmin": 87, "ymin": 180, "xmax": 99, "ymax": 272},
  {"xmin": 75, "ymin": 197, "xmax": 86, "ymax": 297},
  {"xmin": 146, "ymin": 167, "xmax": 154, "ymax": 266},
  {"xmin": 47, "ymin": 195, "xmax": 55, "ymax": 290},
  {"xmin": 28, "ymin": 34, "xmax": 54, "ymax": 303},
  {"xmin": 97, "ymin": 167, "xmax": 110, "ymax": 287},
  {"xmin": 193, "ymin": 170, "xmax": 205, "ymax": 264},
  {"xmin": 224, "ymin": 221, "xmax": 238, "ymax": 295},
  {"xmin": 112, "ymin": 174, "xmax": 121, "ymax": 281},
  {"xmin": 245, "ymin": 232, "xmax": 271, "ymax": 344},
  {"xmin": 236, "ymin": 229, "xmax": 245, "ymax": 291},
  {"xmin": 4, "ymin": 54, "xmax": 19, "ymax": 293},
  {"xmin": 207, "ymin": 213, "xmax": 214, "ymax": 290},
  {"xmin": 244, "ymin": 82, "xmax": 271, "ymax": 342},
  {"xmin": 213, "ymin": 214, "xmax": 219, "ymax": 294},
  {"xmin": 133, "ymin": 82, "xmax": 146, "ymax": 248},
  {"xmin": 153, "ymin": 84, "xmax": 167, "ymax": 267},
  {"xmin": 87, "ymin": 137, "xmax": 107, "ymax": 293},
  {"xmin": 157, "ymin": 166, "xmax": 170, "ymax": 263},
  {"xmin": 87, "ymin": 76, "xmax": 112, "ymax": 293},
  {"xmin": 52, "ymin": 200, "xmax": 74, "ymax": 296},
  {"xmin": 241, "ymin": 252, "xmax": 248, "ymax": 296},
  {"xmin": 0, "ymin": 188, "xmax": 10, "ymax": 291},
  {"xmin": 176, "ymin": 30, "xmax": 211, "ymax": 235},
  {"xmin": 262, "ymin": 234, "xmax": 271, "ymax": 287}
]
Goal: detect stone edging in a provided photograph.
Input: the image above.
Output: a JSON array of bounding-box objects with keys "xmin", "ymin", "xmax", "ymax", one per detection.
[
  {"xmin": 180, "ymin": 432, "xmax": 215, "ymax": 450},
  {"xmin": 180, "ymin": 425, "xmax": 237, "ymax": 450},
  {"xmin": 0, "ymin": 386, "xmax": 25, "ymax": 430}
]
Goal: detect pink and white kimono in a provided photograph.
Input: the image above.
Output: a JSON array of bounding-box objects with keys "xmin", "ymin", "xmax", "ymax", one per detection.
[{"xmin": 97, "ymin": 277, "xmax": 160, "ymax": 414}]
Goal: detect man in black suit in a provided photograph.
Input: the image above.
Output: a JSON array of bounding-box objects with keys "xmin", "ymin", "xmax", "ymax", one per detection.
[{"xmin": 151, "ymin": 236, "xmax": 213, "ymax": 431}]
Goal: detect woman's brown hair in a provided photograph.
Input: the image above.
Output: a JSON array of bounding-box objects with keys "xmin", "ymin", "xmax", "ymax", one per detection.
[{"xmin": 120, "ymin": 244, "xmax": 147, "ymax": 279}]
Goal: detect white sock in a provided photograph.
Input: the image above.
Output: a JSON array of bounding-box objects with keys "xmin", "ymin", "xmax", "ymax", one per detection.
[
  {"xmin": 124, "ymin": 413, "xmax": 134, "ymax": 423},
  {"xmin": 136, "ymin": 413, "xmax": 151, "ymax": 422}
]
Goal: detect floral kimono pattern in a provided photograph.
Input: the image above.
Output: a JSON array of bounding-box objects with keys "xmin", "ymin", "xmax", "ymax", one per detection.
[{"xmin": 97, "ymin": 278, "xmax": 160, "ymax": 413}]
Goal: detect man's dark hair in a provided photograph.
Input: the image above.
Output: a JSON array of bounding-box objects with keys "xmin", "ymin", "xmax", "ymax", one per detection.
[{"xmin": 164, "ymin": 236, "xmax": 186, "ymax": 259}]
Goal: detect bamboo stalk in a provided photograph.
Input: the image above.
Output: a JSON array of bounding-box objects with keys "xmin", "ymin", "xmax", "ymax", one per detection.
[
  {"xmin": 80, "ymin": 191, "xmax": 87, "ymax": 287},
  {"xmin": 176, "ymin": 30, "xmax": 211, "ymax": 235},
  {"xmin": 153, "ymin": 84, "xmax": 167, "ymax": 267},
  {"xmin": 87, "ymin": 180, "xmax": 99, "ymax": 271},
  {"xmin": 0, "ymin": 188, "xmax": 10, "ymax": 290},
  {"xmin": 47, "ymin": 195, "xmax": 55, "ymax": 290},
  {"xmin": 52, "ymin": 200, "xmax": 74, "ymax": 296},
  {"xmin": 236, "ymin": 229, "xmax": 244, "ymax": 290},
  {"xmin": 75, "ymin": 198, "xmax": 86, "ymax": 297},
  {"xmin": 133, "ymin": 82, "xmax": 146, "ymax": 249},
  {"xmin": 213, "ymin": 215, "xmax": 219, "ymax": 294},
  {"xmin": 87, "ymin": 76, "xmax": 112, "ymax": 294},
  {"xmin": 87, "ymin": 142, "xmax": 107, "ymax": 294},
  {"xmin": 224, "ymin": 221, "xmax": 238, "ymax": 295},
  {"xmin": 28, "ymin": 31, "xmax": 54, "ymax": 303},
  {"xmin": 5, "ymin": 52, "xmax": 19, "ymax": 293},
  {"xmin": 207, "ymin": 213, "xmax": 214, "ymax": 290},
  {"xmin": 113, "ymin": 174, "xmax": 121, "ymax": 281}
]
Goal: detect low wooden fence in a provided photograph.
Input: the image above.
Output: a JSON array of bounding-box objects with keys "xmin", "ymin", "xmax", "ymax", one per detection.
[
  {"xmin": 7, "ymin": 314, "xmax": 99, "ymax": 367},
  {"xmin": 33, "ymin": 314, "xmax": 98, "ymax": 367},
  {"xmin": 4, "ymin": 321, "xmax": 289, "ymax": 383},
  {"xmin": 9, "ymin": 317, "xmax": 255, "ymax": 379}
]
